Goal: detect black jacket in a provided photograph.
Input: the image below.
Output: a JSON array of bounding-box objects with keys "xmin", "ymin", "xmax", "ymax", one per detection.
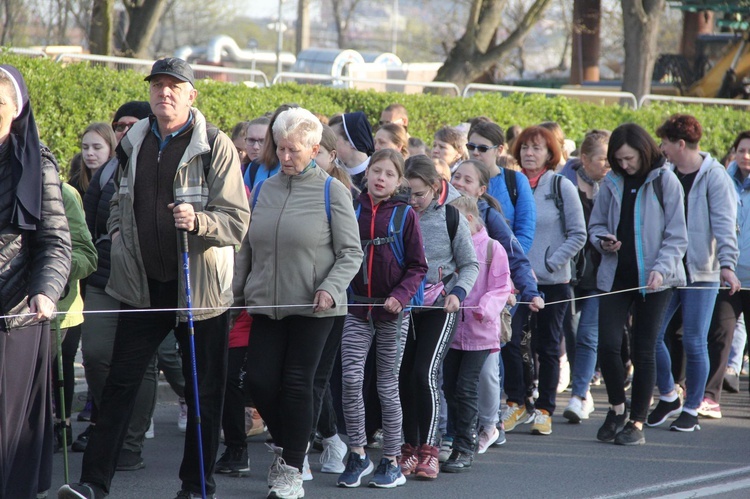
[{"xmin": 83, "ymin": 158, "xmax": 117, "ymax": 289}]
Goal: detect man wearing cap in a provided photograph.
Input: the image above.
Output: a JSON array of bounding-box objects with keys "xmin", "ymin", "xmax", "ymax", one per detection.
[
  {"xmin": 330, "ymin": 111, "xmax": 374, "ymax": 190},
  {"xmin": 58, "ymin": 58, "xmax": 250, "ymax": 499}
]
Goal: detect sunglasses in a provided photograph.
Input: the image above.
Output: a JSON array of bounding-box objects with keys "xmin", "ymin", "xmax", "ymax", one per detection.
[
  {"xmin": 466, "ymin": 142, "xmax": 498, "ymax": 154},
  {"xmin": 112, "ymin": 122, "xmax": 134, "ymax": 133}
]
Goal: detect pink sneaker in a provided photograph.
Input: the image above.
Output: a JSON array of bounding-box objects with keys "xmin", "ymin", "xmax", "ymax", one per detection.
[{"xmin": 696, "ymin": 398, "xmax": 722, "ymax": 419}]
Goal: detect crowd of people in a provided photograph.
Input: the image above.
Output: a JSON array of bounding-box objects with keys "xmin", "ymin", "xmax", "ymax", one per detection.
[{"xmin": 0, "ymin": 58, "xmax": 747, "ymax": 499}]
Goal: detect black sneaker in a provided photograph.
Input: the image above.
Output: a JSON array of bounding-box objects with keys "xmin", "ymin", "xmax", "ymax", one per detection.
[
  {"xmin": 614, "ymin": 421, "xmax": 646, "ymax": 445},
  {"xmin": 646, "ymin": 398, "xmax": 682, "ymax": 427},
  {"xmin": 72, "ymin": 424, "xmax": 93, "ymax": 452},
  {"xmin": 597, "ymin": 410, "xmax": 626, "ymax": 442},
  {"xmin": 54, "ymin": 422, "xmax": 72, "ymax": 453},
  {"xmin": 116, "ymin": 449, "xmax": 145, "ymax": 471},
  {"xmin": 57, "ymin": 482, "xmax": 106, "ymax": 499},
  {"xmin": 215, "ymin": 444, "xmax": 250, "ymax": 476},
  {"xmin": 670, "ymin": 411, "xmax": 701, "ymax": 432},
  {"xmin": 440, "ymin": 450, "xmax": 473, "ymax": 473}
]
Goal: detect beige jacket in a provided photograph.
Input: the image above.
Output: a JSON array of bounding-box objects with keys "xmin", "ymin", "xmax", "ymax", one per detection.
[{"xmin": 107, "ymin": 108, "xmax": 250, "ymax": 321}]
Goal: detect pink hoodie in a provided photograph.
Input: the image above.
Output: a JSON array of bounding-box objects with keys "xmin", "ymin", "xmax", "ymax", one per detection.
[{"xmin": 450, "ymin": 227, "xmax": 512, "ymax": 351}]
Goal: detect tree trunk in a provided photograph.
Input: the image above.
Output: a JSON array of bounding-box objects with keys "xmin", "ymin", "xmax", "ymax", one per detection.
[
  {"xmin": 620, "ymin": 0, "xmax": 666, "ymax": 100},
  {"xmin": 570, "ymin": 0, "xmax": 601, "ymax": 84},
  {"xmin": 123, "ymin": 0, "xmax": 169, "ymax": 58},
  {"xmin": 296, "ymin": 0, "xmax": 310, "ymax": 54},
  {"xmin": 89, "ymin": 0, "xmax": 114, "ymax": 55},
  {"xmin": 680, "ymin": 10, "xmax": 713, "ymax": 61},
  {"xmin": 433, "ymin": 0, "xmax": 552, "ymax": 91}
]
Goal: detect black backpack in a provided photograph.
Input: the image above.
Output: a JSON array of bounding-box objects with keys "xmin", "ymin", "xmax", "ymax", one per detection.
[{"xmin": 550, "ymin": 174, "xmax": 586, "ymax": 285}]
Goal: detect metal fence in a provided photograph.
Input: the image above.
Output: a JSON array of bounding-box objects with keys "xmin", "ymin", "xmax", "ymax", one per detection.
[
  {"xmin": 272, "ymin": 72, "xmax": 461, "ymax": 95},
  {"xmin": 463, "ymin": 83, "xmax": 639, "ymax": 109}
]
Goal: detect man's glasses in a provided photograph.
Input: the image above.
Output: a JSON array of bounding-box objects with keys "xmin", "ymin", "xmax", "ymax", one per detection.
[
  {"xmin": 112, "ymin": 122, "xmax": 133, "ymax": 133},
  {"xmin": 466, "ymin": 142, "xmax": 498, "ymax": 154},
  {"xmin": 245, "ymin": 137, "xmax": 264, "ymax": 146}
]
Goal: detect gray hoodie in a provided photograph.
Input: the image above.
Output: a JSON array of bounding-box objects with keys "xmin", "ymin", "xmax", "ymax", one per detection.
[{"xmin": 589, "ymin": 166, "xmax": 688, "ymax": 293}]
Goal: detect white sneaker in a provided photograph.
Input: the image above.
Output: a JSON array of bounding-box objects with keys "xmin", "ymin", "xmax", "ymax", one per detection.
[
  {"xmin": 563, "ymin": 397, "xmax": 585, "ymax": 423},
  {"xmin": 145, "ymin": 418, "xmax": 155, "ymax": 439},
  {"xmin": 267, "ymin": 443, "xmax": 283, "ymax": 488},
  {"xmin": 319, "ymin": 434, "xmax": 347, "ymax": 473},
  {"xmin": 582, "ymin": 391, "xmax": 595, "ymax": 418},
  {"xmin": 178, "ymin": 398, "xmax": 188, "ymax": 433},
  {"xmin": 477, "ymin": 425, "xmax": 499, "ymax": 454},
  {"xmin": 557, "ymin": 355, "xmax": 571, "ymax": 393},
  {"xmin": 268, "ymin": 461, "xmax": 304, "ymax": 499},
  {"xmin": 438, "ymin": 437, "xmax": 452, "ymax": 463},
  {"xmin": 302, "ymin": 454, "xmax": 313, "ymax": 481}
]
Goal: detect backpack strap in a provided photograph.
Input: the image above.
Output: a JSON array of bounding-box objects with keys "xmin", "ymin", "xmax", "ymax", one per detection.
[
  {"xmin": 445, "ymin": 203, "xmax": 459, "ymax": 243},
  {"xmin": 324, "ymin": 176, "xmax": 333, "ymax": 223},
  {"xmin": 486, "ymin": 239, "xmax": 494, "ymax": 265},
  {"xmin": 551, "ymin": 174, "xmax": 567, "ymax": 234},
  {"xmin": 251, "ymin": 179, "xmax": 265, "ymax": 211},
  {"xmin": 202, "ymin": 124, "xmax": 220, "ymax": 180},
  {"xmin": 247, "ymin": 160, "xmax": 262, "ymax": 189},
  {"xmin": 652, "ymin": 170, "xmax": 665, "ymax": 211},
  {"xmin": 503, "ymin": 168, "xmax": 518, "ymax": 207}
]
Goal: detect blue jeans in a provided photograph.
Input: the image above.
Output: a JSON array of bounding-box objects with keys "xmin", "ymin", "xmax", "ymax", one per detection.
[
  {"xmin": 570, "ymin": 291, "xmax": 599, "ymax": 399},
  {"xmin": 655, "ymin": 282, "xmax": 718, "ymax": 410},
  {"xmin": 728, "ymin": 313, "xmax": 746, "ymax": 372}
]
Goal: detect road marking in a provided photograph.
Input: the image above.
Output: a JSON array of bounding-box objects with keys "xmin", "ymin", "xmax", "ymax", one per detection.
[
  {"xmin": 653, "ymin": 477, "xmax": 750, "ymax": 498},
  {"xmin": 593, "ymin": 466, "xmax": 750, "ymax": 499}
]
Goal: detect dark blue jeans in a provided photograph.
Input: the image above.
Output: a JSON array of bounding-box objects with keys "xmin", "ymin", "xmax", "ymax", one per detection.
[
  {"xmin": 443, "ymin": 348, "xmax": 490, "ymax": 454},
  {"xmin": 80, "ymin": 279, "xmax": 229, "ymax": 496}
]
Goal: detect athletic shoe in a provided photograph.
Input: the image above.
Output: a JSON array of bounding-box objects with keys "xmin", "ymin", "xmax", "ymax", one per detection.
[
  {"xmin": 477, "ymin": 425, "xmax": 499, "ymax": 454},
  {"xmin": 440, "ymin": 449, "xmax": 473, "ymax": 473},
  {"xmin": 267, "ymin": 443, "xmax": 283, "ymax": 488},
  {"xmin": 438, "ymin": 437, "xmax": 453, "ymax": 462},
  {"xmin": 173, "ymin": 491, "xmax": 216, "ymax": 499},
  {"xmin": 414, "ymin": 444, "xmax": 440, "ymax": 480},
  {"xmin": 697, "ymin": 398, "xmax": 722, "ymax": 419},
  {"xmin": 399, "ymin": 443, "xmax": 419, "ymax": 476},
  {"xmin": 493, "ymin": 422, "xmax": 506, "ymax": 446},
  {"xmin": 646, "ymin": 397, "xmax": 682, "ymax": 427},
  {"xmin": 302, "ymin": 454, "xmax": 312, "ymax": 481},
  {"xmin": 115, "ymin": 449, "xmax": 145, "ymax": 471},
  {"xmin": 366, "ymin": 429, "xmax": 384, "ymax": 449},
  {"xmin": 319, "ymin": 434, "xmax": 347, "ymax": 473},
  {"xmin": 530, "ymin": 409, "xmax": 552, "ymax": 435},
  {"xmin": 501, "ymin": 402, "xmax": 532, "ymax": 432},
  {"xmin": 71, "ymin": 424, "xmax": 93, "ymax": 452},
  {"xmin": 337, "ymin": 452, "xmax": 373, "ymax": 487},
  {"xmin": 582, "ymin": 392, "xmax": 595, "ymax": 418},
  {"xmin": 563, "ymin": 397, "xmax": 585, "ymax": 424},
  {"xmin": 590, "ymin": 371, "xmax": 603, "ymax": 386},
  {"xmin": 557, "ymin": 355, "xmax": 571, "ymax": 393},
  {"xmin": 178, "ymin": 398, "xmax": 188, "ymax": 433},
  {"xmin": 216, "ymin": 444, "xmax": 250, "ymax": 476},
  {"xmin": 268, "ymin": 462, "xmax": 304, "ymax": 499},
  {"xmin": 57, "ymin": 483, "xmax": 105, "ymax": 499},
  {"xmin": 246, "ymin": 407, "xmax": 267, "ymax": 437},
  {"xmin": 614, "ymin": 421, "xmax": 645, "ymax": 446},
  {"xmin": 597, "ymin": 410, "xmax": 626, "ymax": 442},
  {"xmin": 670, "ymin": 411, "xmax": 701, "ymax": 432},
  {"xmin": 369, "ymin": 458, "xmax": 406, "ymax": 488},
  {"xmin": 145, "ymin": 418, "xmax": 155, "ymax": 439},
  {"xmin": 723, "ymin": 367, "xmax": 740, "ymax": 393}
]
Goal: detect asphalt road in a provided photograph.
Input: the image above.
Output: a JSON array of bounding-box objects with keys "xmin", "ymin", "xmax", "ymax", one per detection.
[{"xmin": 50, "ymin": 378, "xmax": 750, "ymax": 499}]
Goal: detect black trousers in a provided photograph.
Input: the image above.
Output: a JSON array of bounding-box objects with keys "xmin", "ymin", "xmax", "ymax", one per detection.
[
  {"xmin": 443, "ymin": 348, "xmax": 489, "ymax": 454},
  {"xmin": 311, "ymin": 315, "xmax": 344, "ymax": 442},
  {"xmin": 705, "ymin": 289, "xmax": 750, "ymax": 403},
  {"xmin": 222, "ymin": 347, "xmax": 248, "ymax": 448},
  {"xmin": 80, "ymin": 280, "xmax": 229, "ymax": 496},
  {"xmin": 246, "ymin": 314, "xmax": 334, "ymax": 471}
]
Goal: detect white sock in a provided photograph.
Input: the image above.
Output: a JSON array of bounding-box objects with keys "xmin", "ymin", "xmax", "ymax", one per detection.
[
  {"xmin": 683, "ymin": 407, "xmax": 698, "ymax": 416},
  {"xmin": 661, "ymin": 392, "xmax": 679, "ymax": 403}
]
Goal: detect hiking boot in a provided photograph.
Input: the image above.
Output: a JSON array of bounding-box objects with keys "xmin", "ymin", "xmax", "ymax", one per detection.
[
  {"xmin": 215, "ymin": 444, "xmax": 250, "ymax": 476},
  {"xmin": 501, "ymin": 402, "xmax": 532, "ymax": 432},
  {"xmin": 116, "ymin": 449, "xmax": 145, "ymax": 471},
  {"xmin": 614, "ymin": 421, "xmax": 645, "ymax": 446},
  {"xmin": 57, "ymin": 483, "xmax": 105, "ymax": 499},
  {"xmin": 319, "ymin": 434, "xmax": 347, "ymax": 474},
  {"xmin": 697, "ymin": 398, "xmax": 722, "ymax": 419},
  {"xmin": 178, "ymin": 398, "xmax": 188, "ymax": 433},
  {"xmin": 414, "ymin": 444, "xmax": 439, "ymax": 480},
  {"xmin": 399, "ymin": 443, "xmax": 418, "ymax": 476},
  {"xmin": 337, "ymin": 452, "xmax": 374, "ymax": 488},
  {"xmin": 530, "ymin": 409, "xmax": 552, "ymax": 435},
  {"xmin": 268, "ymin": 462, "xmax": 304, "ymax": 499},
  {"xmin": 477, "ymin": 425, "xmax": 499, "ymax": 454},
  {"xmin": 597, "ymin": 410, "xmax": 626, "ymax": 442},
  {"xmin": 71, "ymin": 424, "xmax": 93, "ymax": 452},
  {"xmin": 438, "ymin": 437, "xmax": 453, "ymax": 462},
  {"xmin": 440, "ymin": 449, "xmax": 473, "ymax": 473},
  {"xmin": 670, "ymin": 411, "xmax": 701, "ymax": 432},
  {"xmin": 368, "ymin": 458, "xmax": 406, "ymax": 488},
  {"xmin": 246, "ymin": 406, "xmax": 267, "ymax": 437},
  {"xmin": 646, "ymin": 397, "xmax": 682, "ymax": 427}
]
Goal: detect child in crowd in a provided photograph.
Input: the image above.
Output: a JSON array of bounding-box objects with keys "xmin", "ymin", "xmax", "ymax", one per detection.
[
  {"xmin": 440, "ymin": 196, "xmax": 511, "ymax": 472},
  {"xmin": 338, "ymin": 149, "xmax": 428, "ymax": 488}
]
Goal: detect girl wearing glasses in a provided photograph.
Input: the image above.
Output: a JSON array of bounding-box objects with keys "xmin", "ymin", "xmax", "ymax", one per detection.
[
  {"xmin": 468, "ymin": 121, "xmax": 536, "ymax": 254},
  {"xmin": 398, "ymin": 155, "xmax": 479, "ymax": 481}
]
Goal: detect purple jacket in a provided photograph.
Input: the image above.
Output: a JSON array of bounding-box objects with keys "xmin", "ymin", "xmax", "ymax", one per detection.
[{"xmin": 349, "ymin": 192, "xmax": 428, "ymax": 321}]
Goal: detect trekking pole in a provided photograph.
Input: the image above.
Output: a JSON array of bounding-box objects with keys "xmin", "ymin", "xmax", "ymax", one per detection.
[
  {"xmin": 53, "ymin": 316, "xmax": 70, "ymax": 483},
  {"xmin": 179, "ymin": 226, "xmax": 207, "ymax": 499}
]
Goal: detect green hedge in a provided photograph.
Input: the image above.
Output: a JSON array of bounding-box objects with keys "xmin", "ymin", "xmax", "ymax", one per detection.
[{"xmin": 4, "ymin": 51, "xmax": 750, "ymax": 180}]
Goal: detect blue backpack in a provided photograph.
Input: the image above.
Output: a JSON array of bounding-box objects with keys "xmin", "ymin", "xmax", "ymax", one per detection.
[
  {"xmin": 252, "ymin": 176, "xmax": 334, "ymax": 222},
  {"xmin": 352, "ymin": 202, "xmax": 425, "ymax": 309}
]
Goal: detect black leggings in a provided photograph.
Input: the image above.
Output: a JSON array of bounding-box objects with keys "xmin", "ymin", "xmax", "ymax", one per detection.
[
  {"xmin": 598, "ymin": 289, "xmax": 672, "ymax": 423},
  {"xmin": 246, "ymin": 314, "xmax": 334, "ymax": 471}
]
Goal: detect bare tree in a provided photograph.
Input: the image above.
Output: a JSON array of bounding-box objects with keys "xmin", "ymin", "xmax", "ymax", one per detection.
[
  {"xmin": 89, "ymin": 0, "xmax": 113, "ymax": 54},
  {"xmin": 620, "ymin": 0, "xmax": 666, "ymax": 99},
  {"xmin": 121, "ymin": 0, "xmax": 169, "ymax": 58},
  {"xmin": 570, "ymin": 0, "xmax": 601, "ymax": 84},
  {"xmin": 330, "ymin": 0, "xmax": 363, "ymax": 48},
  {"xmin": 433, "ymin": 0, "xmax": 554, "ymax": 89},
  {"xmin": 1, "ymin": 0, "xmax": 24, "ymax": 44}
]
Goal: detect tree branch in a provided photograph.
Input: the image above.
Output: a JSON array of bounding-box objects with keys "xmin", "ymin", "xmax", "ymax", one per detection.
[{"xmin": 477, "ymin": 0, "xmax": 553, "ymax": 66}]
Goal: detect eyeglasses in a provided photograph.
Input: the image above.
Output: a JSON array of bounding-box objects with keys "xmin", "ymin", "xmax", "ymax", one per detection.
[
  {"xmin": 112, "ymin": 122, "xmax": 134, "ymax": 133},
  {"xmin": 410, "ymin": 189, "xmax": 432, "ymax": 201},
  {"xmin": 245, "ymin": 137, "xmax": 264, "ymax": 146},
  {"xmin": 466, "ymin": 142, "xmax": 498, "ymax": 154}
]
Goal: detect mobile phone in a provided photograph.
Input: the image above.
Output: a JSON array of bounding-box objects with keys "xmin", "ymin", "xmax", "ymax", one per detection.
[{"xmin": 596, "ymin": 235, "xmax": 616, "ymax": 243}]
